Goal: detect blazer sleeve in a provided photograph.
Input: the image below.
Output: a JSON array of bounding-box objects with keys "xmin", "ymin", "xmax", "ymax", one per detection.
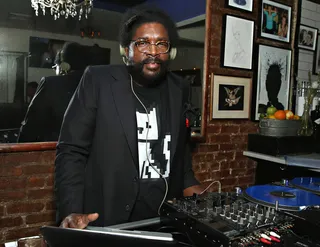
[
  {"xmin": 182, "ymin": 84, "xmax": 200, "ymax": 189},
  {"xmin": 17, "ymin": 77, "xmax": 50, "ymax": 142},
  {"xmin": 55, "ymin": 66, "xmax": 97, "ymax": 223}
]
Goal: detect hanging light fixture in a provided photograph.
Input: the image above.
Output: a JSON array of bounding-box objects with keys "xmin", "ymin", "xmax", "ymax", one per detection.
[{"xmin": 31, "ymin": 0, "xmax": 93, "ymax": 20}]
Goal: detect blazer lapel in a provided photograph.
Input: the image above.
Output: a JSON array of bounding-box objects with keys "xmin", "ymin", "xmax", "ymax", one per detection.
[
  {"xmin": 168, "ymin": 75, "xmax": 183, "ymax": 165},
  {"xmin": 110, "ymin": 67, "xmax": 139, "ymax": 171}
]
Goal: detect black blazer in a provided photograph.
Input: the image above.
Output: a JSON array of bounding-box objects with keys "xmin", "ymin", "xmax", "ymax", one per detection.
[
  {"xmin": 55, "ymin": 65, "xmax": 199, "ymax": 226},
  {"xmin": 18, "ymin": 71, "xmax": 83, "ymax": 142}
]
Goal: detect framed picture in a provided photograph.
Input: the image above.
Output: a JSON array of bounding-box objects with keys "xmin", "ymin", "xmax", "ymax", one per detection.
[
  {"xmin": 227, "ymin": 0, "xmax": 253, "ymax": 12},
  {"xmin": 313, "ymin": 34, "xmax": 320, "ymax": 74},
  {"xmin": 210, "ymin": 74, "xmax": 252, "ymax": 119},
  {"xmin": 298, "ymin": 25, "xmax": 318, "ymax": 51},
  {"xmin": 253, "ymin": 45, "xmax": 292, "ymax": 120},
  {"xmin": 222, "ymin": 15, "xmax": 254, "ymax": 70},
  {"xmin": 261, "ymin": 0, "xmax": 291, "ymax": 43}
]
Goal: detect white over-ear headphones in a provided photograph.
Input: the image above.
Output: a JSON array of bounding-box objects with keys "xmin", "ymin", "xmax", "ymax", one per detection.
[{"xmin": 119, "ymin": 45, "xmax": 177, "ymax": 62}]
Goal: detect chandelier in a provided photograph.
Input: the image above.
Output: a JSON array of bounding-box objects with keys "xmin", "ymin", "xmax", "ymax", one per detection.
[{"xmin": 31, "ymin": 0, "xmax": 93, "ymax": 20}]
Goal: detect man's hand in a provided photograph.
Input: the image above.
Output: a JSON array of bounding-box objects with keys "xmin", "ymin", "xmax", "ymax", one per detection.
[
  {"xmin": 60, "ymin": 213, "xmax": 99, "ymax": 229},
  {"xmin": 183, "ymin": 185, "xmax": 204, "ymax": 197}
]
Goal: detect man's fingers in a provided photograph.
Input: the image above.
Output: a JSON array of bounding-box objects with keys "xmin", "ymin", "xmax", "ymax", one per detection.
[{"xmin": 87, "ymin": 213, "xmax": 99, "ymax": 222}]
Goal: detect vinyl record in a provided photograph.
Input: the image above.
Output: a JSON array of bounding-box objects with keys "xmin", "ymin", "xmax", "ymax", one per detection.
[
  {"xmin": 290, "ymin": 177, "xmax": 320, "ymax": 195},
  {"xmin": 243, "ymin": 185, "xmax": 320, "ymax": 211}
]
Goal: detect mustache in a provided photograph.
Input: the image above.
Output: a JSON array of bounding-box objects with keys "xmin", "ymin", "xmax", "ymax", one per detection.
[{"xmin": 143, "ymin": 57, "xmax": 163, "ymax": 64}]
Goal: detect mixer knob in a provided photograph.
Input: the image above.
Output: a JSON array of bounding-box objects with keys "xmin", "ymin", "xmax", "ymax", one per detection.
[
  {"xmin": 257, "ymin": 213, "xmax": 264, "ymax": 221},
  {"xmin": 239, "ymin": 217, "xmax": 247, "ymax": 226},
  {"xmin": 248, "ymin": 215, "xmax": 256, "ymax": 224},
  {"xmin": 232, "ymin": 214, "xmax": 238, "ymax": 222},
  {"xmin": 214, "ymin": 206, "xmax": 222, "ymax": 214},
  {"xmin": 225, "ymin": 212, "xmax": 231, "ymax": 219},
  {"xmin": 224, "ymin": 205, "xmax": 231, "ymax": 212}
]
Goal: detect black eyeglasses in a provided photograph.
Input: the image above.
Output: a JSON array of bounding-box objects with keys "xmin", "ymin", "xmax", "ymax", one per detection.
[{"xmin": 131, "ymin": 40, "xmax": 170, "ymax": 54}]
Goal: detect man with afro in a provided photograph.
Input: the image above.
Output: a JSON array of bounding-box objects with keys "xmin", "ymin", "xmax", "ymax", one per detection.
[{"xmin": 55, "ymin": 5, "xmax": 203, "ymax": 229}]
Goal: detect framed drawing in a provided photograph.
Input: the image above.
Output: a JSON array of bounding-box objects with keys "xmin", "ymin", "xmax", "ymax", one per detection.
[
  {"xmin": 227, "ymin": 0, "xmax": 253, "ymax": 12},
  {"xmin": 253, "ymin": 45, "xmax": 292, "ymax": 121},
  {"xmin": 298, "ymin": 25, "xmax": 318, "ymax": 51},
  {"xmin": 210, "ymin": 74, "xmax": 252, "ymax": 119},
  {"xmin": 313, "ymin": 34, "xmax": 320, "ymax": 74},
  {"xmin": 222, "ymin": 15, "xmax": 254, "ymax": 70},
  {"xmin": 261, "ymin": 0, "xmax": 291, "ymax": 43}
]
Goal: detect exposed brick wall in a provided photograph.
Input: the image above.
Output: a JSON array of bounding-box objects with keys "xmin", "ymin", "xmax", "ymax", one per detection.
[
  {"xmin": 0, "ymin": 151, "xmax": 55, "ymax": 243},
  {"xmin": 191, "ymin": 0, "xmax": 296, "ymax": 191}
]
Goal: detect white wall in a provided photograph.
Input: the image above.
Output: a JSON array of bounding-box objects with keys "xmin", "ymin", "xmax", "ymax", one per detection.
[
  {"xmin": 0, "ymin": 27, "xmax": 123, "ymax": 82},
  {"xmin": 297, "ymin": 0, "xmax": 320, "ymax": 81}
]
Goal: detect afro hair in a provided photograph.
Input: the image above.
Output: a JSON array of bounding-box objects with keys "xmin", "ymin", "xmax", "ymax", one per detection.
[{"xmin": 119, "ymin": 4, "xmax": 179, "ymax": 48}]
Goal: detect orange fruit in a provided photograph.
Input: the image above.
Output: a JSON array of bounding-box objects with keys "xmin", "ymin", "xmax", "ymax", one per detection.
[
  {"xmin": 274, "ymin": 110, "xmax": 286, "ymax": 120},
  {"xmin": 293, "ymin": 115, "xmax": 300, "ymax": 120}
]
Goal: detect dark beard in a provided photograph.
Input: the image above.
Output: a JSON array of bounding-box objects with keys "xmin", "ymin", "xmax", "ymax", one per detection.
[{"xmin": 127, "ymin": 57, "xmax": 169, "ymax": 87}]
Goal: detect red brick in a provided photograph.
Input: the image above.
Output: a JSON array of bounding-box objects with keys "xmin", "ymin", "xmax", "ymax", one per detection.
[
  {"xmin": 207, "ymin": 125, "xmax": 221, "ymax": 134},
  {"xmin": 219, "ymin": 144, "xmax": 235, "ymax": 151},
  {"xmin": 46, "ymin": 175, "xmax": 54, "ymax": 187},
  {"xmin": 232, "ymin": 168, "xmax": 248, "ymax": 177},
  {"xmin": 230, "ymin": 134, "xmax": 247, "ymax": 144},
  {"xmin": 27, "ymin": 177, "xmax": 45, "ymax": 188},
  {"xmin": 28, "ymin": 189, "xmax": 54, "ymax": 200},
  {"xmin": 0, "ymin": 191, "xmax": 26, "ymax": 201},
  {"xmin": 45, "ymin": 201, "xmax": 56, "ymax": 211},
  {"xmin": 0, "ymin": 165, "xmax": 22, "ymax": 177},
  {"xmin": 221, "ymin": 126, "xmax": 240, "ymax": 134},
  {"xmin": 229, "ymin": 160, "xmax": 247, "ymax": 169},
  {"xmin": 5, "ymin": 227, "xmax": 40, "ymax": 242},
  {"xmin": 0, "ymin": 216, "xmax": 23, "ymax": 228},
  {"xmin": 0, "ymin": 205, "xmax": 4, "ymax": 216},
  {"xmin": 22, "ymin": 165, "xmax": 53, "ymax": 175},
  {"xmin": 195, "ymin": 172, "xmax": 210, "ymax": 182},
  {"xmin": 215, "ymin": 151, "xmax": 235, "ymax": 161},
  {"xmin": 240, "ymin": 124, "xmax": 258, "ymax": 134},
  {"xmin": 40, "ymin": 151, "xmax": 55, "ymax": 163},
  {"xmin": 220, "ymin": 177, "xmax": 238, "ymax": 187},
  {"xmin": 197, "ymin": 144, "xmax": 219, "ymax": 153},
  {"xmin": 26, "ymin": 212, "xmax": 55, "ymax": 224},
  {"xmin": 207, "ymin": 161, "xmax": 220, "ymax": 171},
  {"xmin": 7, "ymin": 202, "xmax": 45, "ymax": 214},
  {"xmin": 238, "ymin": 176, "xmax": 255, "ymax": 186},
  {"xmin": 0, "ymin": 178, "xmax": 26, "ymax": 190},
  {"xmin": 0, "ymin": 152, "xmax": 42, "ymax": 165},
  {"xmin": 209, "ymin": 135, "xmax": 231, "ymax": 143}
]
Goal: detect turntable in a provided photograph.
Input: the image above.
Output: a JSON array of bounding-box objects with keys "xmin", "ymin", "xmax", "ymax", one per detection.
[
  {"xmin": 290, "ymin": 177, "xmax": 320, "ymax": 196},
  {"xmin": 243, "ymin": 184, "xmax": 320, "ymax": 211}
]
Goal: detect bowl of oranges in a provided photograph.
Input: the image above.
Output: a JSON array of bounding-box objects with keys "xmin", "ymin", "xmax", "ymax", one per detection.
[{"xmin": 259, "ymin": 106, "xmax": 301, "ymax": 137}]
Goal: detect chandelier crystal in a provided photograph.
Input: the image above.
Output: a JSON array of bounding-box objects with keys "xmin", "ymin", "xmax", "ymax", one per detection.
[{"xmin": 31, "ymin": 0, "xmax": 93, "ymax": 20}]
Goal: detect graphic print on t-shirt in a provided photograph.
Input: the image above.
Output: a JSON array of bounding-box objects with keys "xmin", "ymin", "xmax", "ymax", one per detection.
[{"xmin": 136, "ymin": 107, "xmax": 171, "ymax": 179}]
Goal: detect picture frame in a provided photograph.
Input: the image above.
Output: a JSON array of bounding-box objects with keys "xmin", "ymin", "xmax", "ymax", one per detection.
[
  {"xmin": 253, "ymin": 44, "xmax": 292, "ymax": 121},
  {"xmin": 210, "ymin": 74, "xmax": 252, "ymax": 119},
  {"xmin": 222, "ymin": 15, "xmax": 254, "ymax": 70},
  {"xmin": 298, "ymin": 24, "xmax": 318, "ymax": 51},
  {"xmin": 227, "ymin": 0, "xmax": 253, "ymax": 12},
  {"xmin": 260, "ymin": 0, "xmax": 291, "ymax": 43},
  {"xmin": 313, "ymin": 34, "xmax": 320, "ymax": 74}
]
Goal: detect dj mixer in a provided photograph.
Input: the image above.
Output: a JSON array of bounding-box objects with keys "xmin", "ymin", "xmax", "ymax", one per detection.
[{"xmin": 161, "ymin": 179, "xmax": 320, "ymax": 247}]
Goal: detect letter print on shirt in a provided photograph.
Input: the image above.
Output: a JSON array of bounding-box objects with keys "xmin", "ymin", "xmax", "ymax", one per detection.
[{"xmin": 136, "ymin": 107, "xmax": 171, "ymax": 179}]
